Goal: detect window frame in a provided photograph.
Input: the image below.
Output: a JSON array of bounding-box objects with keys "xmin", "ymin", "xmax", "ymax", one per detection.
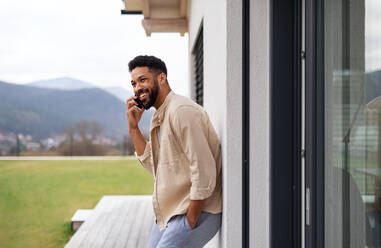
[
  {"xmin": 192, "ymin": 23, "xmax": 204, "ymax": 106},
  {"xmin": 270, "ymin": 0, "xmax": 303, "ymax": 247}
]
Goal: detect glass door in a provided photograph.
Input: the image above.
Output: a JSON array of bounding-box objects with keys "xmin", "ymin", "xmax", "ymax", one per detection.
[{"xmin": 306, "ymin": 0, "xmax": 381, "ymax": 247}]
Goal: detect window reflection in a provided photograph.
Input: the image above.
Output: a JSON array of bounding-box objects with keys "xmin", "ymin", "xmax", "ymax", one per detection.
[{"xmin": 323, "ymin": 0, "xmax": 381, "ymax": 247}]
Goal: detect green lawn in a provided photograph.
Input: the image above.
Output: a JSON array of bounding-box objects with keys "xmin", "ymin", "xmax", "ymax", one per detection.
[{"xmin": 0, "ymin": 160, "xmax": 153, "ymax": 248}]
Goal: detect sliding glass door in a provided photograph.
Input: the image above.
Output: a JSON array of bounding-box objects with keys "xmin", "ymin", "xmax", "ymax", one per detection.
[{"xmin": 307, "ymin": 0, "xmax": 381, "ymax": 247}]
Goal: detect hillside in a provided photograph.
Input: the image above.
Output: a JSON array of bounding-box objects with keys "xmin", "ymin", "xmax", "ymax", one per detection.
[
  {"xmin": 29, "ymin": 77, "xmax": 95, "ymax": 90},
  {"xmin": 0, "ymin": 81, "xmax": 153, "ymax": 141},
  {"xmin": 29, "ymin": 77, "xmax": 132, "ymax": 102},
  {"xmin": 366, "ymin": 70, "xmax": 381, "ymax": 103},
  {"xmin": 103, "ymin": 87, "xmax": 133, "ymax": 102}
]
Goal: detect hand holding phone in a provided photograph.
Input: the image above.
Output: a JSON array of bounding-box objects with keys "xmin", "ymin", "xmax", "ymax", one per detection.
[
  {"xmin": 126, "ymin": 96, "xmax": 144, "ymax": 130},
  {"xmin": 134, "ymin": 97, "xmax": 143, "ymax": 109}
]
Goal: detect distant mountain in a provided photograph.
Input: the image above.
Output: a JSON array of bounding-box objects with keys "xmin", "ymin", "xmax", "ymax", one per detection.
[
  {"xmin": 29, "ymin": 77, "xmax": 134, "ymax": 102},
  {"xmin": 29, "ymin": 77, "xmax": 95, "ymax": 90},
  {"xmin": 0, "ymin": 81, "xmax": 153, "ymax": 141},
  {"xmin": 366, "ymin": 70, "xmax": 381, "ymax": 103},
  {"xmin": 104, "ymin": 87, "xmax": 133, "ymax": 102}
]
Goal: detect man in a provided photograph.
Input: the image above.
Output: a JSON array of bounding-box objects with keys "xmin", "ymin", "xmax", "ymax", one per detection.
[{"xmin": 126, "ymin": 55, "xmax": 222, "ymax": 248}]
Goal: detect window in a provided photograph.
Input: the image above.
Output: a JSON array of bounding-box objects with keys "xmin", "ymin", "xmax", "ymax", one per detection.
[
  {"xmin": 192, "ymin": 24, "xmax": 203, "ymax": 106},
  {"xmin": 307, "ymin": 0, "xmax": 381, "ymax": 246}
]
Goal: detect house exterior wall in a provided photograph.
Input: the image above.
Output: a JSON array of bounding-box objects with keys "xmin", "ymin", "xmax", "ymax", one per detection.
[
  {"xmin": 188, "ymin": 0, "xmax": 243, "ymax": 247},
  {"xmin": 188, "ymin": 0, "xmax": 271, "ymax": 247},
  {"xmin": 249, "ymin": 0, "xmax": 271, "ymax": 247}
]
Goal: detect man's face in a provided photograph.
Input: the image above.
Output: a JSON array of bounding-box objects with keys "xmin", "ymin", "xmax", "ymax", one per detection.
[{"xmin": 131, "ymin": 66, "xmax": 160, "ymax": 110}]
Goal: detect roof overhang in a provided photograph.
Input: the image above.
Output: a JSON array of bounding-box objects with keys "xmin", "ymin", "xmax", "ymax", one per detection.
[{"xmin": 121, "ymin": 0, "xmax": 188, "ymax": 36}]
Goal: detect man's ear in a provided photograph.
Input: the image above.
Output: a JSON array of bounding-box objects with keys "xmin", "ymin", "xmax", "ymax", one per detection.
[{"xmin": 158, "ymin": 72, "xmax": 167, "ymax": 85}]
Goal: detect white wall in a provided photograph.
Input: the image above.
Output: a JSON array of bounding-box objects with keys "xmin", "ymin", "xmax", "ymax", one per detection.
[
  {"xmin": 189, "ymin": 0, "xmax": 271, "ymax": 247},
  {"xmin": 188, "ymin": 0, "xmax": 243, "ymax": 247},
  {"xmin": 250, "ymin": 0, "xmax": 271, "ymax": 247},
  {"xmin": 225, "ymin": 0, "xmax": 243, "ymax": 246}
]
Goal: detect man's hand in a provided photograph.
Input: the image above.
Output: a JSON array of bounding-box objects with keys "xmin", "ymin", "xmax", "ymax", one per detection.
[
  {"xmin": 126, "ymin": 96, "xmax": 146, "ymax": 156},
  {"xmin": 186, "ymin": 199, "xmax": 205, "ymax": 229},
  {"xmin": 126, "ymin": 96, "xmax": 144, "ymax": 130}
]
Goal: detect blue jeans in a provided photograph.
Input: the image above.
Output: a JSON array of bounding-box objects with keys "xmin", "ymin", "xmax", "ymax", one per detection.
[{"xmin": 147, "ymin": 211, "xmax": 222, "ymax": 248}]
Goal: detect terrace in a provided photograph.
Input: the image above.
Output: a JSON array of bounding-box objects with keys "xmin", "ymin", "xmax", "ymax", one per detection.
[{"xmin": 65, "ymin": 195, "xmax": 219, "ymax": 247}]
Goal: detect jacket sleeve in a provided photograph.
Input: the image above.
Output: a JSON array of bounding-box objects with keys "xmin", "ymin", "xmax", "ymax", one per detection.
[
  {"xmin": 173, "ymin": 105, "xmax": 217, "ymax": 200},
  {"xmin": 135, "ymin": 140, "xmax": 154, "ymax": 175}
]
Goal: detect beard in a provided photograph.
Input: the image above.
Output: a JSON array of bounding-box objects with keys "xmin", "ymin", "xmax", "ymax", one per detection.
[{"xmin": 139, "ymin": 77, "xmax": 159, "ymax": 110}]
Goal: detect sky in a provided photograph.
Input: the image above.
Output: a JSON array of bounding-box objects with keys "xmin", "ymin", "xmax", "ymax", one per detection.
[
  {"xmin": 0, "ymin": 0, "xmax": 189, "ymax": 96},
  {"xmin": 365, "ymin": 0, "xmax": 381, "ymax": 72},
  {"xmin": 1, "ymin": 0, "xmax": 380, "ymax": 96}
]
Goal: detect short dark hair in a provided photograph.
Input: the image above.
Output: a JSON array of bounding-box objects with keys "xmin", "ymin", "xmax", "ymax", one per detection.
[{"xmin": 128, "ymin": 55, "xmax": 167, "ymax": 76}]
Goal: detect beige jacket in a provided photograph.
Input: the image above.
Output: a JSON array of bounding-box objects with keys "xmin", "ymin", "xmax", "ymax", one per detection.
[{"xmin": 136, "ymin": 91, "xmax": 222, "ymax": 231}]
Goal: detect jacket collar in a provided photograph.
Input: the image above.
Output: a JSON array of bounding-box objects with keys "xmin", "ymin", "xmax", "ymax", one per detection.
[{"xmin": 150, "ymin": 90, "xmax": 175, "ymax": 131}]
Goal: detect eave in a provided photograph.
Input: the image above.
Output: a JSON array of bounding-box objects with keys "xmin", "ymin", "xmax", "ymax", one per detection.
[{"xmin": 121, "ymin": 0, "xmax": 189, "ymax": 36}]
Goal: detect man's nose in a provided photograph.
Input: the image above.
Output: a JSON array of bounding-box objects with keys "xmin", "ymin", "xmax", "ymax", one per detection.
[{"xmin": 135, "ymin": 83, "xmax": 144, "ymax": 94}]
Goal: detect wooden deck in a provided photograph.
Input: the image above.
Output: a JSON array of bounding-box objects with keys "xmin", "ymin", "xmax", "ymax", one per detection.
[
  {"xmin": 65, "ymin": 195, "xmax": 220, "ymax": 248},
  {"xmin": 65, "ymin": 195, "xmax": 155, "ymax": 248}
]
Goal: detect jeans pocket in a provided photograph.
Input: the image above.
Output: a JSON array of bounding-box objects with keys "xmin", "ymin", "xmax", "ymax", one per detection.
[{"xmin": 183, "ymin": 214, "xmax": 193, "ymax": 230}]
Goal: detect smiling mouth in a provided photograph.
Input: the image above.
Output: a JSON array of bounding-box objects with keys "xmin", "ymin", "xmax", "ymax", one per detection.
[{"xmin": 139, "ymin": 92, "xmax": 148, "ymax": 101}]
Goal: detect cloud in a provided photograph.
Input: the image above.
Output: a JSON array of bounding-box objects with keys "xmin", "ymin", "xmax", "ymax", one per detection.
[
  {"xmin": 366, "ymin": 0, "xmax": 381, "ymax": 72},
  {"xmin": 0, "ymin": 0, "xmax": 189, "ymax": 96}
]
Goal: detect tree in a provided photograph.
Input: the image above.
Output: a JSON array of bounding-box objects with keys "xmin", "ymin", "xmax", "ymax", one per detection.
[
  {"xmin": 64, "ymin": 126, "xmax": 74, "ymax": 156},
  {"xmin": 59, "ymin": 120, "xmax": 107, "ymax": 156},
  {"xmin": 90, "ymin": 121, "xmax": 103, "ymax": 141}
]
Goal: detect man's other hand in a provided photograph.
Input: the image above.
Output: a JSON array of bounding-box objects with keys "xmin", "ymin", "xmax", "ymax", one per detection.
[{"xmin": 186, "ymin": 199, "xmax": 206, "ymax": 229}]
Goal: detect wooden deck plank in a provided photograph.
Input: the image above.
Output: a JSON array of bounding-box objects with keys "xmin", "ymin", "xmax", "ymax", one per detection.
[
  {"xmin": 90, "ymin": 197, "xmax": 121, "ymax": 247},
  {"xmin": 112, "ymin": 199, "xmax": 140, "ymax": 247},
  {"xmin": 102, "ymin": 197, "xmax": 146, "ymax": 248},
  {"xmin": 101, "ymin": 197, "xmax": 136, "ymax": 248},
  {"xmin": 132, "ymin": 196, "xmax": 154, "ymax": 247},
  {"xmin": 78, "ymin": 196, "xmax": 118, "ymax": 247},
  {"xmin": 121, "ymin": 197, "xmax": 151, "ymax": 248},
  {"xmin": 65, "ymin": 195, "xmax": 224, "ymax": 248},
  {"xmin": 65, "ymin": 196, "xmax": 111, "ymax": 247},
  {"xmin": 137, "ymin": 199, "xmax": 155, "ymax": 248}
]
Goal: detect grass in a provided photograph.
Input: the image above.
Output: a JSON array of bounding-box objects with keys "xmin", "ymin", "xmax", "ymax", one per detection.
[{"xmin": 0, "ymin": 160, "xmax": 153, "ymax": 248}]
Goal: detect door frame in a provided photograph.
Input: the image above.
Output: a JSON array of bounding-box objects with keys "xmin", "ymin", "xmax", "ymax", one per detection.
[
  {"xmin": 270, "ymin": 0, "xmax": 303, "ymax": 247},
  {"xmin": 305, "ymin": 0, "xmax": 325, "ymax": 247}
]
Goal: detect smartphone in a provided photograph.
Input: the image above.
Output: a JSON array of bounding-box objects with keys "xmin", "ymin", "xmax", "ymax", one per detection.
[{"xmin": 134, "ymin": 97, "xmax": 143, "ymax": 109}]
